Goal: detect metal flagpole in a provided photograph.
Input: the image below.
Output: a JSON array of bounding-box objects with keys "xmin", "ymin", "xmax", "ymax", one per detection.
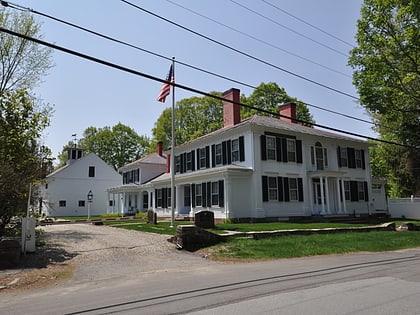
[{"xmin": 170, "ymin": 57, "xmax": 176, "ymax": 228}]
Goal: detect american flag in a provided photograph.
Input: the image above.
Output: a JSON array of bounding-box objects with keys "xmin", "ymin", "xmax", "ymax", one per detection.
[{"xmin": 157, "ymin": 65, "xmax": 174, "ymax": 103}]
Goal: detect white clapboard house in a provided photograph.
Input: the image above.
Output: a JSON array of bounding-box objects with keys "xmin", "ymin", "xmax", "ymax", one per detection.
[
  {"xmin": 108, "ymin": 88, "xmax": 386, "ymax": 221},
  {"xmin": 38, "ymin": 147, "xmax": 121, "ymax": 217}
]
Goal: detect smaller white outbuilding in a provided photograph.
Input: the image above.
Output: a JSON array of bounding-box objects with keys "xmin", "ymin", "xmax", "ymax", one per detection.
[{"xmin": 37, "ymin": 147, "xmax": 122, "ymax": 217}]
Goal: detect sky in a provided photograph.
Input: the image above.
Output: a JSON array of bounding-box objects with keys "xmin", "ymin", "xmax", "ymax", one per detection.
[{"xmin": 9, "ymin": 0, "xmax": 369, "ymax": 163}]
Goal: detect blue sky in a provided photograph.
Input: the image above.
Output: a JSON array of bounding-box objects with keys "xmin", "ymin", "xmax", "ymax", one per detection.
[{"xmin": 13, "ymin": 0, "xmax": 368, "ymax": 162}]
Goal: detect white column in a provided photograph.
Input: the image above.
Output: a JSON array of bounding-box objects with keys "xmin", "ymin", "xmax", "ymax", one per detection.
[
  {"xmin": 309, "ymin": 178, "xmax": 314, "ymax": 215},
  {"xmin": 325, "ymin": 176, "xmax": 330, "ymax": 214},
  {"xmin": 336, "ymin": 178, "xmax": 342, "ymax": 213},
  {"xmin": 320, "ymin": 176, "xmax": 326, "ymax": 214}
]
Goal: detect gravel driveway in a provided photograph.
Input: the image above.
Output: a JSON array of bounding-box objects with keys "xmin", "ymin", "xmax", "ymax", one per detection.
[{"xmin": 41, "ymin": 223, "xmax": 209, "ymax": 284}]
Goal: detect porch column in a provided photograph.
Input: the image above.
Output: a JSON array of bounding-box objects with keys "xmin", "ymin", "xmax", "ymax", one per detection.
[
  {"xmin": 120, "ymin": 192, "xmax": 125, "ymax": 216},
  {"xmin": 336, "ymin": 178, "xmax": 342, "ymax": 213},
  {"xmin": 341, "ymin": 178, "xmax": 347, "ymax": 213},
  {"xmin": 325, "ymin": 176, "xmax": 330, "ymax": 214},
  {"xmin": 308, "ymin": 178, "xmax": 314, "ymax": 215},
  {"xmin": 320, "ymin": 176, "xmax": 326, "ymax": 215}
]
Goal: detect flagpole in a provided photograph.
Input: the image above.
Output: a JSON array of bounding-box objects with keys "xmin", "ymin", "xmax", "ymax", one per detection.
[{"xmin": 170, "ymin": 57, "xmax": 176, "ymax": 228}]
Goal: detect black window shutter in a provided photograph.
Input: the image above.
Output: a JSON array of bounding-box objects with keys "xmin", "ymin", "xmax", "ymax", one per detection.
[
  {"xmin": 350, "ymin": 181, "xmax": 358, "ymax": 201},
  {"xmin": 191, "ymin": 184, "xmax": 196, "ymax": 207},
  {"xmin": 227, "ymin": 140, "xmax": 232, "ymax": 165},
  {"xmin": 202, "ymin": 182, "xmax": 207, "ymax": 207},
  {"xmin": 205, "ymin": 146, "xmax": 210, "ymax": 168},
  {"xmin": 183, "ymin": 153, "xmax": 187, "ymax": 173},
  {"xmin": 211, "ymin": 144, "xmax": 216, "ymax": 167},
  {"xmin": 239, "ymin": 136, "xmax": 245, "ymax": 162},
  {"xmin": 347, "ymin": 148, "xmax": 356, "ymax": 168},
  {"xmin": 283, "ymin": 177, "xmax": 290, "ymax": 202},
  {"xmin": 219, "ymin": 180, "xmax": 224, "ymax": 207},
  {"xmin": 261, "ymin": 135, "xmax": 267, "ymax": 160},
  {"xmin": 222, "ymin": 141, "xmax": 227, "ymax": 165},
  {"xmin": 206, "ymin": 182, "xmax": 211, "ymax": 207},
  {"xmin": 337, "ymin": 146, "xmax": 342, "ymax": 167},
  {"xmin": 296, "ymin": 140, "xmax": 303, "ymax": 164},
  {"xmin": 180, "ymin": 154, "xmax": 185, "ymax": 174},
  {"xmin": 276, "ymin": 137, "xmax": 282, "ymax": 162},
  {"xmin": 361, "ymin": 149, "xmax": 366, "ymax": 169},
  {"xmin": 191, "ymin": 150, "xmax": 196, "ymax": 171},
  {"xmin": 277, "ymin": 176, "xmax": 284, "ymax": 201},
  {"xmin": 298, "ymin": 178, "xmax": 304, "ymax": 202},
  {"xmin": 196, "ymin": 149, "xmax": 200, "ymax": 170},
  {"xmin": 282, "ymin": 138, "xmax": 288, "ymax": 162},
  {"xmin": 262, "ymin": 176, "xmax": 268, "ymax": 202},
  {"xmin": 364, "ymin": 181, "xmax": 369, "ymax": 201},
  {"xmin": 162, "ymin": 188, "xmax": 167, "ymax": 208}
]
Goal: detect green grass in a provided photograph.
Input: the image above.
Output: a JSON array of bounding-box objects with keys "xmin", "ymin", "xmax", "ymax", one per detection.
[{"xmin": 207, "ymin": 231, "xmax": 420, "ymax": 260}]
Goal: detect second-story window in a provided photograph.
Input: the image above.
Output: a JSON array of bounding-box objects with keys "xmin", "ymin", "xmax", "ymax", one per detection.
[
  {"xmin": 215, "ymin": 143, "xmax": 222, "ymax": 165},
  {"xmin": 231, "ymin": 139, "xmax": 239, "ymax": 162},
  {"xmin": 266, "ymin": 135, "xmax": 276, "ymax": 160},
  {"xmin": 175, "ymin": 155, "xmax": 181, "ymax": 173},
  {"xmin": 287, "ymin": 139, "xmax": 296, "ymax": 162},
  {"xmin": 199, "ymin": 148, "xmax": 207, "ymax": 169},
  {"xmin": 340, "ymin": 148, "xmax": 348, "ymax": 167},
  {"xmin": 355, "ymin": 150, "xmax": 363, "ymax": 168}
]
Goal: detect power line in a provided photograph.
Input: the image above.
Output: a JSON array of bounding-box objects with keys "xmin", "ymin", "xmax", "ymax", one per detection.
[
  {"xmin": 165, "ymin": 0, "xmax": 351, "ymax": 78},
  {"xmin": 228, "ymin": 0, "xmax": 350, "ymax": 57},
  {"xmin": 1, "ymin": 0, "xmax": 371, "ymax": 127},
  {"xmin": 260, "ymin": 0, "xmax": 355, "ymax": 48},
  {"xmin": 0, "ymin": 26, "xmax": 415, "ymax": 150},
  {"xmin": 121, "ymin": 0, "xmax": 359, "ymax": 101}
]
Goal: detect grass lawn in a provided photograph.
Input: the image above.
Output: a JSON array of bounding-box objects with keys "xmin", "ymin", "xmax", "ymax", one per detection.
[{"xmin": 107, "ymin": 219, "xmax": 420, "ymax": 260}]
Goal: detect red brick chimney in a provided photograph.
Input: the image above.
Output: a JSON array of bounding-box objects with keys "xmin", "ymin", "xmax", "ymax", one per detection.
[
  {"xmin": 279, "ymin": 103, "xmax": 297, "ymax": 124},
  {"xmin": 157, "ymin": 141, "xmax": 163, "ymax": 156},
  {"xmin": 223, "ymin": 88, "xmax": 241, "ymax": 127}
]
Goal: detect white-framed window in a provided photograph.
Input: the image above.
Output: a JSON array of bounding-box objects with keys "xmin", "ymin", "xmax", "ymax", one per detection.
[
  {"xmin": 268, "ymin": 177, "xmax": 278, "ymax": 201},
  {"xmin": 287, "ymin": 139, "xmax": 296, "ymax": 162},
  {"xmin": 78, "ymin": 200, "xmax": 85, "ymax": 207},
  {"xmin": 195, "ymin": 184, "xmax": 202, "ymax": 207},
  {"xmin": 355, "ymin": 149, "xmax": 363, "ymax": 168},
  {"xmin": 357, "ymin": 182, "xmax": 365, "ymax": 201},
  {"xmin": 211, "ymin": 182, "xmax": 219, "ymax": 205},
  {"xmin": 186, "ymin": 151, "xmax": 193, "ymax": 171},
  {"xmin": 340, "ymin": 148, "xmax": 348, "ymax": 167},
  {"xmin": 289, "ymin": 178, "xmax": 298, "ymax": 201},
  {"xmin": 344, "ymin": 181, "xmax": 350, "ymax": 201},
  {"xmin": 231, "ymin": 139, "xmax": 239, "ymax": 162},
  {"xmin": 215, "ymin": 143, "xmax": 222, "ymax": 166},
  {"xmin": 199, "ymin": 148, "xmax": 207, "ymax": 169},
  {"xmin": 156, "ymin": 189, "xmax": 163, "ymax": 208},
  {"xmin": 59, "ymin": 200, "xmax": 66, "ymax": 207},
  {"xmin": 175, "ymin": 155, "xmax": 181, "ymax": 173},
  {"xmin": 266, "ymin": 135, "xmax": 276, "ymax": 160},
  {"xmin": 184, "ymin": 186, "xmax": 191, "ymax": 207}
]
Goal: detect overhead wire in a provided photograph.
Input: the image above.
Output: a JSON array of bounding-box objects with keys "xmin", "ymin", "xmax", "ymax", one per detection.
[
  {"xmin": 2, "ymin": 1, "xmax": 370, "ymax": 125},
  {"xmin": 165, "ymin": 0, "xmax": 351, "ymax": 78},
  {"xmin": 120, "ymin": 0, "xmax": 359, "ymax": 101},
  {"xmin": 0, "ymin": 26, "xmax": 416, "ymax": 150},
  {"xmin": 228, "ymin": 0, "xmax": 350, "ymax": 57},
  {"xmin": 260, "ymin": 0, "xmax": 355, "ymax": 48}
]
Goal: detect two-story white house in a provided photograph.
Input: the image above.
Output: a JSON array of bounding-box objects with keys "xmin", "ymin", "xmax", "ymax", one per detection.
[
  {"xmin": 38, "ymin": 147, "xmax": 122, "ymax": 217},
  {"xmin": 109, "ymin": 88, "xmax": 384, "ymax": 221}
]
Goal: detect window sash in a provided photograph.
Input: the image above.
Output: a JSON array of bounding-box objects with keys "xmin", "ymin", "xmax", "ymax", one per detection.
[
  {"xmin": 266, "ymin": 136, "xmax": 276, "ymax": 160},
  {"xmin": 287, "ymin": 139, "xmax": 296, "ymax": 162},
  {"xmin": 211, "ymin": 182, "xmax": 219, "ymax": 205},
  {"xmin": 215, "ymin": 144, "xmax": 222, "ymax": 166},
  {"xmin": 340, "ymin": 149, "xmax": 348, "ymax": 167},
  {"xmin": 344, "ymin": 181, "xmax": 350, "ymax": 200},
  {"xmin": 195, "ymin": 184, "xmax": 202, "ymax": 207},
  {"xmin": 268, "ymin": 177, "xmax": 278, "ymax": 200},
  {"xmin": 199, "ymin": 148, "xmax": 207, "ymax": 169},
  {"xmin": 231, "ymin": 139, "xmax": 239, "ymax": 162},
  {"xmin": 289, "ymin": 178, "xmax": 298, "ymax": 201}
]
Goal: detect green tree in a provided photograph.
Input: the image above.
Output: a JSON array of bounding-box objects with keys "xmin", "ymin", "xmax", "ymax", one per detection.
[
  {"xmin": 241, "ymin": 82, "xmax": 315, "ymax": 126},
  {"xmin": 0, "ymin": 8, "xmax": 53, "ymax": 92},
  {"xmin": 57, "ymin": 123, "xmax": 150, "ymax": 170},
  {"xmin": 0, "ymin": 90, "xmax": 52, "ymax": 236},
  {"xmin": 349, "ymin": 0, "xmax": 420, "ymax": 196},
  {"xmin": 152, "ymin": 92, "xmax": 223, "ymax": 149}
]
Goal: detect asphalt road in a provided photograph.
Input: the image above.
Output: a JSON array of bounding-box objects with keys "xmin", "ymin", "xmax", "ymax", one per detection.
[{"xmin": 1, "ymin": 225, "xmax": 420, "ymax": 314}]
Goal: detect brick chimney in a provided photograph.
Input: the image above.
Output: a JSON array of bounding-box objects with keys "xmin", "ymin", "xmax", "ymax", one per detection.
[
  {"xmin": 166, "ymin": 153, "xmax": 171, "ymax": 173},
  {"xmin": 223, "ymin": 88, "xmax": 241, "ymax": 127},
  {"xmin": 157, "ymin": 141, "xmax": 163, "ymax": 156},
  {"xmin": 279, "ymin": 103, "xmax": 297, "ymax": 124}
]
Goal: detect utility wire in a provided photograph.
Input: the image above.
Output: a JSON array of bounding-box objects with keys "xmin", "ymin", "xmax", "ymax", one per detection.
[
  {"xmin": 260, "ymin": 0, "xmax": 355, "ymax": 48},
  {"xmin": 1, "ymin": 1, "xmax": 385, "ymax": 131},
  {"xmin": 2, "ymin": 0, "xmax": 370, "ymax": 127},
  {"xmin": 229, "ymin": 0, "xmax": 349, "ymax": 57},
  {"xmin": 121, "ymin": 0, "xmax": 359, "ymax": 101},
  {"xmin": 165, "ymin": 0, "xmax": 351, "ymax": 78},
  {"xmin": 0, "ymin": 26, "xmax": 415, "ymax": 150}
]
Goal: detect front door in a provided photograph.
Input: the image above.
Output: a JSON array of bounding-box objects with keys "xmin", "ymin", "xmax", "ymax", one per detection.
[{"xmin": 312, "ymin": 179, "xmax": 325, "ymax": 214}]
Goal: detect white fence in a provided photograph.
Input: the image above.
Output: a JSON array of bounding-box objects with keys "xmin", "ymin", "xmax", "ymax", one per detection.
[{"xmin": 388, "ymin": 197, "xmax": 420, "ymax": 220}]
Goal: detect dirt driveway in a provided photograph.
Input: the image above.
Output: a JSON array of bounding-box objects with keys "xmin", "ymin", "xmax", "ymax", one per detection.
[{"xmin": 0, "ymin": 223, "xmax": 209, "ymax": 293}]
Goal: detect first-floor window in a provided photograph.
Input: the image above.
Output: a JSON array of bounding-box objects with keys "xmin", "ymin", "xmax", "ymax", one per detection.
[
  {"xmin": 109, "ymin": 200, "xmax": 114, "ymax": 207},
  {"xmin": 357, "ymin": 182, "xmax": 365, "ymax": 201},
  {"xmin": 156, "ymin": 189, "xmax": 163, "ymax": 208},
  {"xmin": 344, "ymin": 181, "xmax": 351, "ymax": 201},
  {"xmin": 268, "ymin": 177, "xmax": 278, "ymax": 201},
  {"xmin": 289, "ymin": 178, "xmax": 298, "ymax": 201},
  {"xmin": 211, "ymin": 182, "xmax": 219, "ymax": 205},
  {"xmin": 59, "ymin": 200, "xmax": 66, "ymax": 207},
  {"xmin": 78, "ymin": 200, "xmax": 85, "ymax": 207},
  {"xmin": 195, "ymin": 184, "xmax": 202, "ymax": 207}
]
